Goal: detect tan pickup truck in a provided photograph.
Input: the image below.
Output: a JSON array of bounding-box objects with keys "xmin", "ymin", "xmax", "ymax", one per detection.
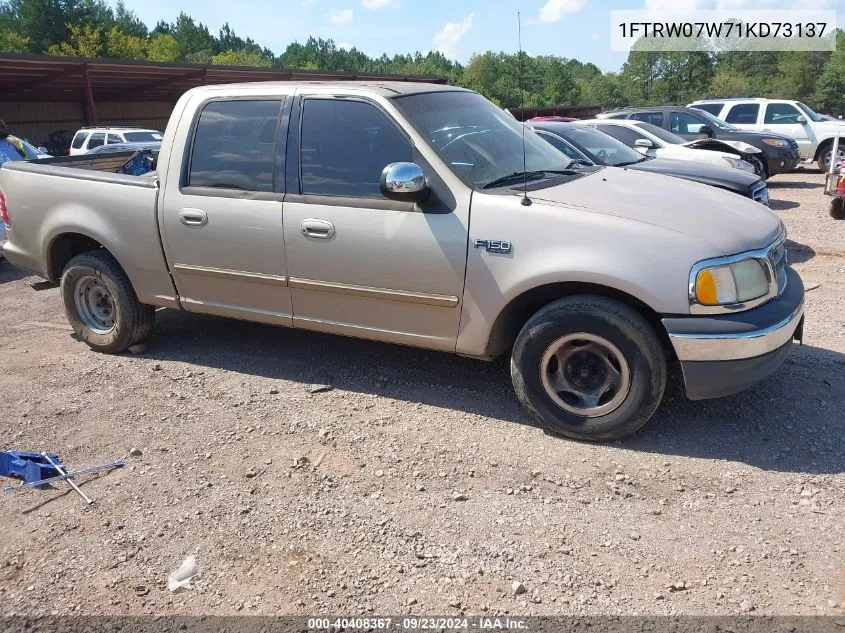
[{"xmin": 0, "ymin": 82, "xmax": 805, "ymax": 441}]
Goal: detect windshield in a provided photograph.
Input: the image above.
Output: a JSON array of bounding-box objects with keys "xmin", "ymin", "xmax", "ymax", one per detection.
[
  {"xmin": 692, "ymin": 108, "xmax": 736, "ymax": 131},
  {"xmin": 123, "ymin": 131, "xmax": 164, "ymax": 142},
  {"xmin": 546, "ymin": 126, "xmax": 645, "ymax": 167},
  {"xmin": 392, "ymin": 91, "xmax": 572, "ymax": 189},
  {"xmin": 796, "ymin": 103, "xmax": 824, "ymax": 122},
  {"xmin": 631, "ymin": 121, "xmax": 686, "ymax": 145}
]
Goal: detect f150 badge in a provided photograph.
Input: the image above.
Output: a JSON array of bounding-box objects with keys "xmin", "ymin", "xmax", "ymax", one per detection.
[{"xmin": 474, "ymin": 239, "xmax": 512, "ymax": 254}]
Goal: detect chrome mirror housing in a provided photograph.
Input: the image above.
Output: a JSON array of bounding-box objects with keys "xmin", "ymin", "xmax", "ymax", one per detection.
[{"xmin": 380, "ymin": 162, "xmax": 429, "ymax": 203}]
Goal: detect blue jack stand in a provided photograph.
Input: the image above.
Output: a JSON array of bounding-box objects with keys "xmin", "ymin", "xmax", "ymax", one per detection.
[{"xmin": 0, "ymin": 451, "xmax": 64, "ymax": 489}]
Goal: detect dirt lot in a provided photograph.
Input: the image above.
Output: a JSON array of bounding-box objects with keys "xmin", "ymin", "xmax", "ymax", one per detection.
[{"xmin": 0, "ymin": 169, "xmax": 843, "ymax": 617}]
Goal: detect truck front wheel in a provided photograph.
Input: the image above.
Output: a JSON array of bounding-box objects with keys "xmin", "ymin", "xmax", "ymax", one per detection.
[
  {"xmin": 61, "ymin": 251, "xmax": 155, "ymax": 354},
  {"xmin": 511, "ymin": 295, "xmax": 666, "ymax": 441}
]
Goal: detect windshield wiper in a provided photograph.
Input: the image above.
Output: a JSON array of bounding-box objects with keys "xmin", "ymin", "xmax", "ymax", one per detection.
[
  {"xmin": 482, "ymin": 170, "xmax": 546, "ymax": 189},
  {"xmin": 614, "ymin": 158, "xmax": 648, "ymax": 166}
]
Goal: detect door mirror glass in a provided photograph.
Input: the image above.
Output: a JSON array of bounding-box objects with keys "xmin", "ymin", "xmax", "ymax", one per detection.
[
  {"xmin": 700, "ymin": 125, "xmax": 713, "ymax": 137},
  {"xmin": 380, "ymin": 162, "xmax": 429, "ymax": 202},
  {"xmin": 795, "ymin": 115, "xmax": 807, "ymax": 124},
  {"xmin": 634, "ymin": 138, "xmax": 653, "ymax": 149}
]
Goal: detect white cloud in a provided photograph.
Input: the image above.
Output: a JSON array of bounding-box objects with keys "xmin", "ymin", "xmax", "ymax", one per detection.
[
  {"xmin": 539, "ymin": 0, "xmax": 588, "ymax": 23},
  {"xmin": 362, "ymin": 0, "xmax": 397, "ymax": 8},
  {"xmin": 327, "ymin": 8, "xmax": 353, "ymax": 23},
  {"xmin": 644, "ymin": 0, "xmax": 835, "ymax": 7},
  {"xmin": 301, "ymin": 0, "xmax": 316, "ymax": 5},
  {"xmin": 433, "ymin": 13, "xmax": 474, "ymax": 59},
  {"xmin": 644, "ymin": 0, "xmax": 706, "ymax": 8},
  {"xmin": 590, "ymin": 31, "xmax": 601, "ymax": 40}
]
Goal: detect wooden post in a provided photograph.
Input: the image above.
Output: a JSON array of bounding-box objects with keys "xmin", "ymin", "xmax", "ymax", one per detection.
[{"xmin": 82, "ymin": 63, "xmax": 98, "ymax": 125}]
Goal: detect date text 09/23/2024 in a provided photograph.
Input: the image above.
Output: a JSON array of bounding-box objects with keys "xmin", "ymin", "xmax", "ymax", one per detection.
[{"xmin": 307, "ymin": 617, "xmax": 528, "ymax": 630}]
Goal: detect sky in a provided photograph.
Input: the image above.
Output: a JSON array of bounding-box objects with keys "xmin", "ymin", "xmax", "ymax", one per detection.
[{"xmin": 121, "ymin": 0, "xmax": 843, "ymax": 73}]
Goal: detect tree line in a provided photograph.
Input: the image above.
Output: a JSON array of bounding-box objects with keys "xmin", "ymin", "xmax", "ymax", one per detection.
[{"xmin": 1, "ymin": 0, "xmax": 843, "ymax": 115}]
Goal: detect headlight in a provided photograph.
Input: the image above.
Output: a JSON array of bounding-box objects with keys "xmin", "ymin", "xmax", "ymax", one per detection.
[
  {"xmin": 695, "ymin": 259, "xmax": 769, "ymax": 306},
  {"xmin": 762, "ymin": 138, "xmax": 790, "ymax": 148},
  {"xmin": 722, "ymin": 156, "xmax": 754, "ymax": 172}
]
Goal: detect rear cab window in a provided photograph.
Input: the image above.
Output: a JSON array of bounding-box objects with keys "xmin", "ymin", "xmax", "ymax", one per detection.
[
  {"xmin": 71, "ymin": 132, "xmax": 88, "ymax": 149},
  {"xmin": 725, "ymin": 103, "xmax": 760, "ymax": 124},
  {"xmin": 87, "ymin": 133, "xmax": 106, "ymax": 149},
  {"xmin": 186, "ymin": 99, "xmax": 284, "ymax": 193},
  {"xmin": 691, "ymin": 103, "xmax": 724, "ymax": 116}
]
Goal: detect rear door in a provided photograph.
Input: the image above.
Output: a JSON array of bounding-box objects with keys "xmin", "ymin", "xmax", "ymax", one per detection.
[
  {"xmin": 762, "ymin": 102, "xmax": 812, "ymax": 158},
  {"xmin": 86, "ymin": 132, "xmax": 106, "ymax": 152},
  {"xmin": 281, "ymin": 94, "xmax": 468, "ymax": 351},
  {"xmin": 159, "ymin": 97, "xmax": 293, "ymax": 325}
]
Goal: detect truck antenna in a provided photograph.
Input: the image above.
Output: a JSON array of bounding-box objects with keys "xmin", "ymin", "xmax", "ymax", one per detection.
[{"xmin": 518, "ymin": 11, "xmax": 531, "ymax": 206}]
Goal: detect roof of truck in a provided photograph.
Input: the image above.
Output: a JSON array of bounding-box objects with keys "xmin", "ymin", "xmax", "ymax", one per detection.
[{"xmin": 189, "ymin": 81, "xmax": 470, "ymax": 98}]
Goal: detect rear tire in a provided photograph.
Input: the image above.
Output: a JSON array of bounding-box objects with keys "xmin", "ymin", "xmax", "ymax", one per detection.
[
  {"xmin": 510, "ymin": 295, "xmax": 666, "ymax": 442},
  {"xmin": 818, "ymin": 143, "xmax": 845, "ymax": 173},
  {"xmin": 61, "ymin": 250, "xmax": 155, "ymax": 353}
]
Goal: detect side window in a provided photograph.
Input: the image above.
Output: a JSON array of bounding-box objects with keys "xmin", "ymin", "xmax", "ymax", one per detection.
[
  {"xmin": 764, "ymin": 103, "xmax": 802, "ymax": 124},
  {"xmin": 670, "ymin": 112, "xmax": 706, "ymax": 134},
  {"xmin": 537, "ymin": 132, "xmax": 585, "ymax": 161},
  {"xmin": 187, "ymin": 99, "xmax": 283, "ymax": 192},
  {"xmin": 596, "ymin": 125, "xmax": 644, "ymax": 147},
  {"xmin": 630, "ymin": 112, "xmax": 663, "ymax": 126},
  {"xmin": 300, "ymin": 98, "xmax": 413, "ymax": 198},
  {"xmin": 71, "ymin": 132, "xmax": 87, "ymax": 149},
  {"xmin": 725, "ymin": 104, "xmax": 760, "ymax": 124},
  {"xmin": 692, "ymin": 103, "xmax": 724, "ymax": 116},
  {"xmin": 107, "ymin": 134, "xmax": 122, "ymax": 144},
  {"xmin": 87, "ymin": 133, "xmax": 106, "ymax": 149}
]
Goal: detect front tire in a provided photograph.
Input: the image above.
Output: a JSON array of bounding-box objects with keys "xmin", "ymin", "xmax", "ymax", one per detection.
[
  {"xmin": 61, "ymin": 250, "xmax": 155, "ymax": 353},
  {"xmin": 511, "ymin": 295, "xmax": 666, "ymax": 441},
  {"xmin": 818, "ymin": 143, "xmax": 845, "ymax": 173}
]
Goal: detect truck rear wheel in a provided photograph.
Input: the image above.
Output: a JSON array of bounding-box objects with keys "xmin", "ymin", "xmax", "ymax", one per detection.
[
  {"xmin": 511, "ymin": 295, "xmax": 666, "ymax": 441},
  {"xmin": 61, "ymin": 251, "xmax": 155, "ymax": 354}
]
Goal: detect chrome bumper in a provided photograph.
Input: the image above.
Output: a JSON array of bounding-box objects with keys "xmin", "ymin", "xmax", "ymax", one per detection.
[{"xmin": 668, "ymin": 297, "xmax": 804, "ymax": 362}]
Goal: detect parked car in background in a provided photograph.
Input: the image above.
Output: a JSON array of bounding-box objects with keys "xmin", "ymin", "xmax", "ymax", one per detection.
[
  {"xmin": 581, "ymin": 119, "xmax": 757, "ymax": 174},
  {"xmin": 688, "ymin": 98, "xmax": 845, "ymax": 171},
  {"xmin": 1, "ymin": 82, "xmax": 804, "ymax": 442},
  {"xmin": 598, "ymin": 105, "xmax": 799, "ymax": 179},
  {"xmin": 527, "ymin": 116, "xmax": 578, "ymax": 122},
  {"xmin": 68, "ymin": 127, "xmax": 164, "ymax": 156},
  {"xmin": 528, "ymin": 121, "xmax": 769, "ymax": 205}
]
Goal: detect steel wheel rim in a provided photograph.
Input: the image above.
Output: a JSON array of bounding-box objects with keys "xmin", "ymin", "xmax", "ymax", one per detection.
[
  {"xmin": 74, "ymin": 275, "xmax": 116, "ymax": 335},
  {"xmin": 539, "ymin": 333, "xmax": 631, "ymax": 417}
]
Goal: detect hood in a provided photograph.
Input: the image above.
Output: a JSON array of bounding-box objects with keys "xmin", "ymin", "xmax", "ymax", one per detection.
[
  {"xmin": 626, "ymin": 157, "xmax": 758, "ymax": 192},
  {"xmin": 683, "ymin": 138, "xmax": 761, "ymax": 155},
  {"xmin": 527, "ymin": 167, "xmax": 781, "ymax": 256}
]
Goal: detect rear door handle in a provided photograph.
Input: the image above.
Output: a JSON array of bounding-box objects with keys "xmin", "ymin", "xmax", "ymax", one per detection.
[
  {"xmin": 300, "ymin": 218, "xmax": 335, "ymax": 240},
  {"xmin": 178, "ymin": 208, "xmax": 208, "ymax": 226}
]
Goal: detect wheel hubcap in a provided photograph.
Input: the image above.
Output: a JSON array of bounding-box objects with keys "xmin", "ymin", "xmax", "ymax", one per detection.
[
  {"xmin": 824, "ymin": 149, "xmax": 845, "ymax": 170},
  {"xmin": 74, "ymin": 275, "xmax": 116, "ymax": 335},
  {"xmin": 539, "ymin": 333, "xmax": 631, "ymax": 417}
]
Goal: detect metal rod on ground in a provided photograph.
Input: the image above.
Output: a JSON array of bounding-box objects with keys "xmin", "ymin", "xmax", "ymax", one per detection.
[
  {"xmin": 40, "ymin": 453, "xmax": 93, "ymax": 504},
  {"xmin": 3, "ymin": 460, "xmax": 123, "ymax": 493}
]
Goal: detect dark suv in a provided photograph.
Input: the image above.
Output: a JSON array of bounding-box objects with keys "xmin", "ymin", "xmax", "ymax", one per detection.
[{"xmin": 599, "ymin": 106, "xmax": 800, "ymax": 179}]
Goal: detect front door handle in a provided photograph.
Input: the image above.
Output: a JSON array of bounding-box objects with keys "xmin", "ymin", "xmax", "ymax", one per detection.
[
  {"xmin": 179, "ymin": 208, "xmax": 208, "ymax": 227},
  {"xmin": 300, "ymin": 218, "xmax": 335, "ymax": 240}
]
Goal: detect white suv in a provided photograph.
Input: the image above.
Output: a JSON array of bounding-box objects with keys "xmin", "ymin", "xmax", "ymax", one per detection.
[
  {"xmin": 69, "ymin": 127, "xmax": 164, "ymax": 156},
  {"xmin": 688, "ymin": 98, "xmax": 845, "ymax": 171}
]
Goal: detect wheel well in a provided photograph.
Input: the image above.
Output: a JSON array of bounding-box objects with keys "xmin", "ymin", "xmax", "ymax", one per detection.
[
  {"xmin": 484, "ymin": 282, "xmax": 673, "ymax": 359},
  {"xmin": 814, "ymin": 138, "xmax": 833, "ymax": 160},
  {"xmin": 48, "ymin": 233, "xmax": 105, "ymax": 281}
]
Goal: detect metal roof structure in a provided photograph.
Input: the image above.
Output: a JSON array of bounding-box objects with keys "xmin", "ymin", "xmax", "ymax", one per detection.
[{"xmin": 0, "ymin": 53, "xmax": 447, "ymax": 108}]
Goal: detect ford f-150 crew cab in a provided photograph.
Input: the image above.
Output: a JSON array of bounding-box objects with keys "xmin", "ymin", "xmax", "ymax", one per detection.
[{"xmin": 0, "ymin": 82, "xmax": 806, "ymax": 441}]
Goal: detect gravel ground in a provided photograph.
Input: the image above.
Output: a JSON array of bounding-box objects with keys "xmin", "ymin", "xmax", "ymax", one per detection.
[{"xmin": 0, "ymin": 169, "xmax": 842, "ymax": 617}]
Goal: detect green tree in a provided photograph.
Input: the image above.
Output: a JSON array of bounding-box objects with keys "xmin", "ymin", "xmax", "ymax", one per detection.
[
  {"xmin": 707, "ymin": 68, "xmax": 752, "ymax": 98},
  {"xmin": 146, "ymin": 32, "xmax": 177, "ymax": 61},
  {"xmin": 212, "ymin": 48, "xmax": 271, "ymax": 67},
  {"xmin": 47, "ymin": 23, "xmax": 102, "ymax": 57},
  {"xmin": 105, "ymin": 26, "xmax": 144, "ymax": 59},
  {"xmin": 812, "ymin": 31, "xmax": 845, "ymax": 115}
]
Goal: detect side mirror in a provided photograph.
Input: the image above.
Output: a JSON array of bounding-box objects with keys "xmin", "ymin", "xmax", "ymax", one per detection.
[
  {"xmin": 700, "ymin": 125, "xmax": 713, "ymax": 137},
  {"xmin": 380, "ymin": 162, "xmax": 429, "ymax": 203},
  {"xmin": 634, "ymin": 138, "xmax": 654, "ymax": 149},
  {"xmin": 796, "ymin": 115, "xmax": 807, "ymax": 124},
  {"xmin": 37, "ymin": 146, "xmax": 49, "ymax": 154}
]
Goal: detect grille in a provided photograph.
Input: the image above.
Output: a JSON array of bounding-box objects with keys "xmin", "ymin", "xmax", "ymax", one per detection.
[
  {"xmin": 750, "ymin": 181, "xmax": 770, "ymax": 206},
  {"xmin": 768, "ymin": 238, "xmax": 788, "ymax": 296}
]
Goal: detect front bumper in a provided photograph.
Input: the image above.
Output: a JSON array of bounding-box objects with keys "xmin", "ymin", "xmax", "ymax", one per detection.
[
  {"xmin": 765, "ymin": 150, "xmax": 800, "ymax": 175},
  {"xmin": 663, "ymin": 267, "xmax": 804, "ymax": 400}
]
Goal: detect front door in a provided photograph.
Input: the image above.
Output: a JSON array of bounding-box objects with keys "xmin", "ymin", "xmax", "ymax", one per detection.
[
  {"xmin": 160, "ymin": 98, "xmax": 293, "ymax": 325},
  {"xmin": 282, "ymin": 95, "xmax": 469, "ymax": 351},
  {"xmin": 762, "ymin": 103, "xmax": 813, "ymax": 159}
]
